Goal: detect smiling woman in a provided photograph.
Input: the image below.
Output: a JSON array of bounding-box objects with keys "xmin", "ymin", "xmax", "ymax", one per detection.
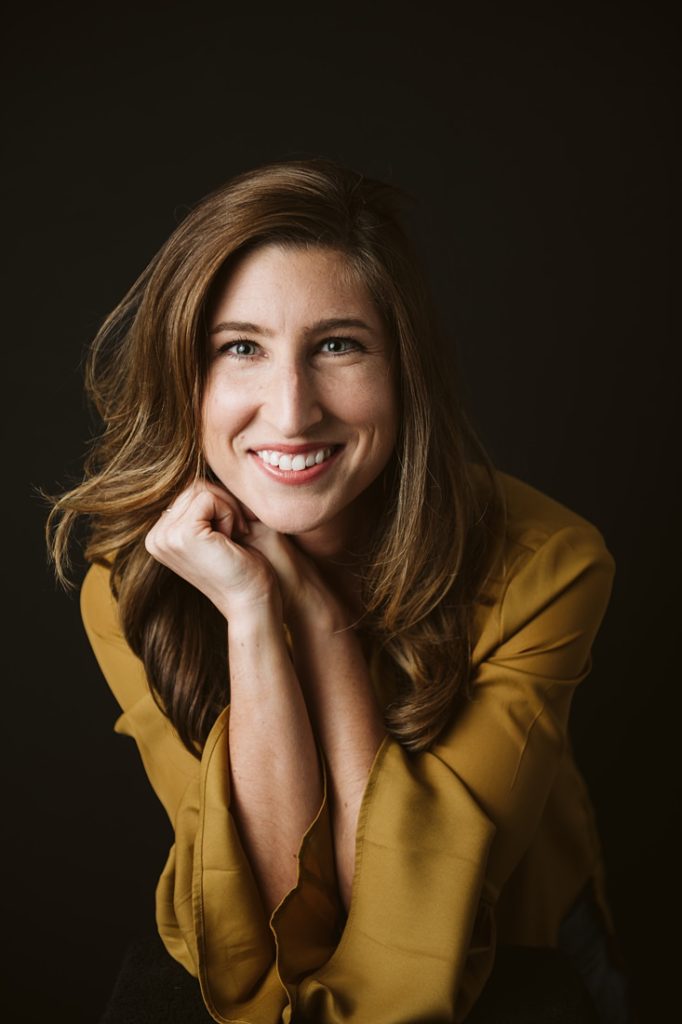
[
  {"xmin": 202, "ymin": 245, "xmax": 398, "ymax": 540},
  {"xmin": 46, "ymin": 159, "xmax": 631, "ymax": 1023}
]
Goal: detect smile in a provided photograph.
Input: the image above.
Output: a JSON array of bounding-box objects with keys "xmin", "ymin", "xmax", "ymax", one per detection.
[
  {"xmin": 254, "ymin": 446, "xmax": 335, "ymax": 471},
  {"xmin": 249, "ymin": 444, "xmax": 343, "ymax": 484}
]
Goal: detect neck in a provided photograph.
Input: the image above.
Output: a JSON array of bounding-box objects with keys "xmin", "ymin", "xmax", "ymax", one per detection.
[
  {"xmin": 291, "ymin": 477, "xmax": 383, "ymax": 563},
  {"xmin": 291, "ymin": 524, "xmax": 357, "ymax": 563},
  {"xmin": 291, "ymin": 484, "xmax": 383, "ymax": 615},
  {"xmin": 292, "ymin": 533, "xmax": 354, "ymax": 618}
]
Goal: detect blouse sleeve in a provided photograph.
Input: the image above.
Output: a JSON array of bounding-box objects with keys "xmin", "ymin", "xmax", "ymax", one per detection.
[
  {"xmin": 290, "ymin": 523, "xmax": 616, "ymax": 1024},
  {"xmin": 80, "ymin": 564, "xmax": 341, "ymax": 1024}
]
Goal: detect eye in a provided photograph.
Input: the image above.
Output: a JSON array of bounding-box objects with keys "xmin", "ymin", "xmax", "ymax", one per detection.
[
  {"xmin": 318, "ymin": 336, "xmax": 362, "ymax": 355},
  {"xmin": 217, "ymin": 338, "xmax": 260, "ymax": 358}
]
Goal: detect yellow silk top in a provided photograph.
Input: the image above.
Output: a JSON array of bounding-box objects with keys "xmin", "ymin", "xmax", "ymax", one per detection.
[{"xmin": 80, "ymin": 470, "xmax": 616, "ymax": 1023}]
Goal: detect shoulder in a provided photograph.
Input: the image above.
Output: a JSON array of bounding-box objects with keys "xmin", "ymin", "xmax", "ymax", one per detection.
[
  {"xmin": 80, "ymin": 560, "xmax": 118, "ymax": 639},
  {"xmin": 470, "ymin": 467, "xmax": 616, "ymax": 661},
  {"xmin": 80, "ymin": 561, "xmax": 151, "ymax": 714},
  {"xmin": 477, "ymin": 465, "xmax": 615, "ymax": 572}
]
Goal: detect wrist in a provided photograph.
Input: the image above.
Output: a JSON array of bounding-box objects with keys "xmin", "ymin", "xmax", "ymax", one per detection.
[
  {"xmin": 287, "ymin": 588, "xmax": 354, "ymax": 637},
  {"xmin": 219, "ymin": 583, "xmax": 282, "ymax": 628}
]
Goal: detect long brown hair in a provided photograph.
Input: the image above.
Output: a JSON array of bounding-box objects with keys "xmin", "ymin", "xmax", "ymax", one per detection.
[{"xmin": 47, "ymin": 158, "xmax": 506, "ymax": 755}]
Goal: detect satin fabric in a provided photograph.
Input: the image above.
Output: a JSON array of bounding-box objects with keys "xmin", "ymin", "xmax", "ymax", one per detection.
[{"xmin": 81, "ymin": 470, "xmax": 616, "ymax": 1023}]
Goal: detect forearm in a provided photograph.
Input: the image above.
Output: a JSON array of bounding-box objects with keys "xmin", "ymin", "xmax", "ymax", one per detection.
[
  {"xmin": 227, "ymin": 603, "xmax": 323, "ymax": 917},
  {"xmin": 290, "ymin": 611, "xmax": 387, "ymax": 910}
]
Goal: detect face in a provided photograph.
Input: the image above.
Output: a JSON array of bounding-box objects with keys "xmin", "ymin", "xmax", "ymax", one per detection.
[{"xmin": 202, "ymin": 243, "xmax": 399, "ymax": 541}]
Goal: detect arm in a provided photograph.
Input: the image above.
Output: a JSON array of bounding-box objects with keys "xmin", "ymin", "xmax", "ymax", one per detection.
[
  {"xmin": 144, "ymin": 482, "xmax": 325, "ymax": 917},
  {"xmin": 242, "ymin": 527, "xmax": 387, "ymax": 911},
  {"xmin": 287, "ymin": 602, "xmax": 387, "ymax": 910},
  {"xmin": 286, "ymin": 523, "xmax": 615, "ymax": 1023},
  {"xmin": 85, "ymin": 482, "xmax": 615, "ymax": 1022},
  {"xmin": 226, "ymin": 598, "xmax": 323, "ymax": 916},
  {"xmin": 83, "ymin": 484, "xmax": 342, "ymax": 1022}
]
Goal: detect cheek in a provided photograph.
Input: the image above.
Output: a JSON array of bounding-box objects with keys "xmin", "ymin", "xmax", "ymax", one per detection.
[
  {"xmin": 359, "ymin": 379, "xmax": 399, "ymax": 445},
  {"xmin": 338, "ymin": 371, "xmax": 397, "ymax": 426},
  {"xmin": 202, "ymin": 380, "xmax": 246, "ymax": 439},
  {"xmin": 201, "ymin": 389, "xmax": 222, "ymax": 446}
]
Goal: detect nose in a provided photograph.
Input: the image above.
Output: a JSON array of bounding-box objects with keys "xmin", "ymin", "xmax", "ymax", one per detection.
[{"xmin": 261, "ymin": 360, "xmax": 324, "ymax": 438}]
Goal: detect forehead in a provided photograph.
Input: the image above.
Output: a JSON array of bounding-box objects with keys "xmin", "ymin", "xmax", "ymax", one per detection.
[{"xmin": 209, "ymin": 243, "xmax": 380, "ymax": 325}]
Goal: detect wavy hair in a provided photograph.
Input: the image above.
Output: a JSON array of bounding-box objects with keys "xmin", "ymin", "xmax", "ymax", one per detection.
[{"xmin": 47, "ymin": 158, "xmax": 506, "ymax": 755}]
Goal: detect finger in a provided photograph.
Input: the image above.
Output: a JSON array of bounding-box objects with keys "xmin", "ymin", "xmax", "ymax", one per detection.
[
  {"xmin": 165, "ymin": 482, "xmax": 249, "ymax": 535},
  {"xmin": 163, "ymin": 483, "xmax": 203, "ymax": 518},
  {"xmin": 212, "ymin": 504, "xmax": 245, "ymax": 540},
  {"xmin": 202, "ymin": 482, "xmax": 251, "ymax": 535},
  {"xmin": 208, "ymin": 494, "xmax": 250, "ymax": 537},
  {"xmin": 184, "ymin": 490, "xmax": 242, "ymax": 539},
  {"xmin": 207, "ymin": 484, "xmax": 255, "ymax": 531}
]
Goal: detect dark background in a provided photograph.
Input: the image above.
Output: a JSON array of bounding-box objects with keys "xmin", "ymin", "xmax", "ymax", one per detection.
[{"xmin": 4, "ymin": 1, "xmax": 678, "ymax": 1021}]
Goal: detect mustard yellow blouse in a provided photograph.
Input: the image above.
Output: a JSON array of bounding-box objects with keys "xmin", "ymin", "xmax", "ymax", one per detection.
[{"xmin": 80, "ymin": 470, "xmax": 616, "ymax": 1023}]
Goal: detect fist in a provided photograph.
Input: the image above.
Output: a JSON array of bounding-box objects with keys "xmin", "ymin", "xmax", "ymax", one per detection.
[{"xmin": 144, "ymin": 481, "xmax": 278, "ymax": 619}]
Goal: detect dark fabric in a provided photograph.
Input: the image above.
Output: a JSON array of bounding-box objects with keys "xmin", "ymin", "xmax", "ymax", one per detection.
[
  {"xmin": 465, "ymin": 946, "xmax": 599, "ymax": 1023},
  {"xmin": 557, "ymin": 886, "xmax": 636, "ymax": 1024},
  {"xmin": 99, "ymin": 933, "xmax": 599, "ymax": 1023},
  {"xmin": 98, "ymin": 934, "xmax": 213, "ymax": 1024}
]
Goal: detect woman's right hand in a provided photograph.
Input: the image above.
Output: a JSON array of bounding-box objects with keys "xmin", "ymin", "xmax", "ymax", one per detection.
[{"xmin": 144, "ymin": 481, "xmax": 279, "ymax": 620}]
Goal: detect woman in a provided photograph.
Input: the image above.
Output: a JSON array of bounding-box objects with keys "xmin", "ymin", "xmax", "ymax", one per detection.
[{"xmin": 48, "ymin": 159, "xmax": 629, "ymax": 1023}]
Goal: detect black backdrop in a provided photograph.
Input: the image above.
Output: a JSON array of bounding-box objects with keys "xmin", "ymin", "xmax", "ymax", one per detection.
[{"xmin": 4, "ymin": 2, "xmax": 679, "ymax": 1021}]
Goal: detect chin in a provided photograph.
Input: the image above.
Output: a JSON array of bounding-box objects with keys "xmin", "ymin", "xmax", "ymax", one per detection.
[
  {"xmin": 248, "ymin": 495, "xmax": 343, "ymax": 537},
  {"xmin": 254, "ymin": 510, "xmax": 328, "ymax": 536}
]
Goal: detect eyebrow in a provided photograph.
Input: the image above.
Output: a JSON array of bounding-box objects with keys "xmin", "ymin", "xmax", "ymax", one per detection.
[{"xmin": 208, "ymin": 317, "xmax": 375, "ymax": 337}]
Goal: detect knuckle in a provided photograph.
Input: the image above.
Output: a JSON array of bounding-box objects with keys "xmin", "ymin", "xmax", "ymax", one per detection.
[{"xmin": 165, "ymin": 528, "xmax": 185, "ymax": 553}]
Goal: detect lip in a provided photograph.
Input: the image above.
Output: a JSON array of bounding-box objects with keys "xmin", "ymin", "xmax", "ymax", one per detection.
[
  {"xmin": 249, "ymin": 444, "xmax": 343, "ymax": 485},
  {"xmin": 249, "ymin": 442, "xmax": 340, "ymax": 455}
]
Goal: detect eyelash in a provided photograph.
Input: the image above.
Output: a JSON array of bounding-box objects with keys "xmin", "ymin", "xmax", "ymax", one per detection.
[{"xmin": 217, "ymin": 336, "xmax": 364, "ymax": 359}]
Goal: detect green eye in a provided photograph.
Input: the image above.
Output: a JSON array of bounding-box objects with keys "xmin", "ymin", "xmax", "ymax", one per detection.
[
  {"xmin": 320, "ymin": 337, "xmax": 359, "ymax": 354},
  {"xmin": 219, "ymin": 339, "xmax": 259, "ymax": 357}
]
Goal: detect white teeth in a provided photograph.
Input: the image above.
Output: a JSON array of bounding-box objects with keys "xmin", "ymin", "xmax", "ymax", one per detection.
[{"xmin": 255, "ymin": 446, "xmax": 334, "ymax": 471}]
